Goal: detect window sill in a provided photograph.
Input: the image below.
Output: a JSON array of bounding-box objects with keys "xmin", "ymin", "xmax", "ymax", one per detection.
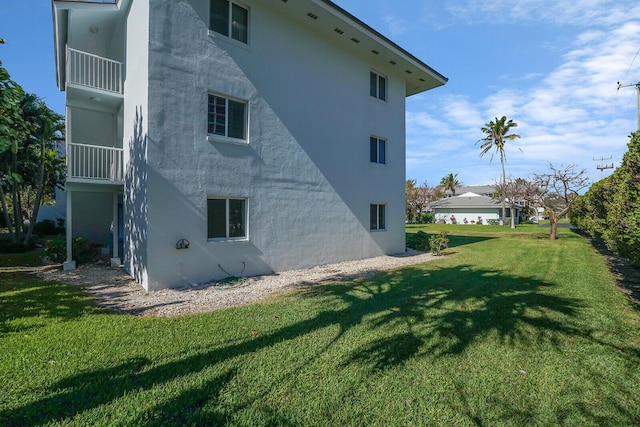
[
  {"xmin": 207, "ymin": 134, "xmax": 249, "ymax": 146},
  {"xmin": 370, "ymin": 96, "xmax": 388, "ymax": 105},
  {"xmin": 207, "ymin": 237, "xmax": 249, "ymax": 243},
  {"xmin": 370, "ymin": 161, "xmax": 387, "ymax": 168},
  {"xmin": 207, "ymin": 30, "xmax": 250, "ymax": 50},
  {"xmin": 370, "ymin": 229, "xmax": 387, "ymax": 233}
]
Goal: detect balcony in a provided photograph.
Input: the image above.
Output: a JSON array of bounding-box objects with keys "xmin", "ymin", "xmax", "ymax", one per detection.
[
  {"xmin": 66, "ymin": 47, "xmax": 123, "ymax": 95},
  {"xmin": 67, "ymin": 143, "xmax": 123, "ymax": 183}
]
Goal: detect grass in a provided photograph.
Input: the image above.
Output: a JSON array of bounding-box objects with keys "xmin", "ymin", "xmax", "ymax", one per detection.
[{"xmin": 2, "ymin": 225, "xmax": 640, "ymax": 425}]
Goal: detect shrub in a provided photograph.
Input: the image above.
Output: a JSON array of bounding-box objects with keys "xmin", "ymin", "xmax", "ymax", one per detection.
[
  {"xmin": 406, "ymin": 231, "xmax": 431, "ymax": 251},
  {"xmin": 45, "ymin": 237, "xmax": 102, "ymax": 265},
  {"xmin": 418, "ymin": 213, "xmax": 435, "ymax": 224},
  {"xmin": 33, "ymin": 219, "xmax": 64, "ymax": 236},
  {"xmin": 429, "ymin": 230, "xmax": 449, "ymax": 255},
  {"xmin": 45, "ymin": 238, "xmax": 66, "ymax": 263}
]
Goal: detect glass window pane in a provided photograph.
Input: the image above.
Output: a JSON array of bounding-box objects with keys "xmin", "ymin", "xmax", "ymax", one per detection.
[
  {"xmin": 210, "ymin": 0, "xmax": 229, "ymax": 36},
  {"xmin": 229, "ymin": 199, "xmax": 246, "ymax": 237},
  {"xmin": 208, "ymin": 95, "xmax": 226, "ymax": 136},
  {"xmin": 378, "ymin": 139, "xmax": 386, "ymax": 164},
  {"xmin": 370, "ymin": 137, "xmax": 378, "ymax": 163},
  {"xmin": 370, "ymin": 72, "xmax": 377, "ymax": 98},
  {"xmin": 228, "ymin": 100, "xmax": 246, "ymax": 139},
  {"xmin": 378, "ymin": 75, "xmax": 386, "ymax": 101},
  {"xmin": 378, "ymin": 205, "xmax": 386, "ymax": 229},
  {"xmin": 207, "ymin": 199, "xmax": 227, "ymax": 238},
  {"xmin": 231, "ymin": 4, "xmax": 248, "ymax": 43},
  {"xmin": 370, "ymin": 204, "xmax": 378, "ymax": 230}
]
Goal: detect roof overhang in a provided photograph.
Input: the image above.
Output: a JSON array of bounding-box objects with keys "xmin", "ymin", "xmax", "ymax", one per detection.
[
  {"xmin": 279, "ymin": 0, "xmax": 448, "ymax": 96},
  {"xmin": 51, "ymin": 0, "xmax": 123, "ymax": 91}
]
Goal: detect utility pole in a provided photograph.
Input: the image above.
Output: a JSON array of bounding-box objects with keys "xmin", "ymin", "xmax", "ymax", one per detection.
[
  {"xmin": 593, "ymin": 156, "xmax": 614, "ymax": 180},
  {"xmin": 617, "ymin": 81, "xmax": 640, "ymax": 130}
]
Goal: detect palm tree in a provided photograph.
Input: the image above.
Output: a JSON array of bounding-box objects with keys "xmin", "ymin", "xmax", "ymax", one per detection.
[
  {"xmin": 440, "ymin": 173, "xmax": 461, "ymax": 197},
  {"xmin": 478, "ymin": 116, "xmax": 520, "ymax": 222}
]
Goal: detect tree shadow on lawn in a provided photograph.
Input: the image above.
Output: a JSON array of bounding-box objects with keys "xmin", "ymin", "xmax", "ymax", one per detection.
[
  {"xmin": 0, "ymin": 273, "xmax": 100, "ymax": 334},
  {"xmin": 3, "ymin": 264, "xmax": 637, "ymax": 425}
]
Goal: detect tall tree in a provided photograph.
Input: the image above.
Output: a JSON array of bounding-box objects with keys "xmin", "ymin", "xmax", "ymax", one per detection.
[
  {"xmin": 0, "ymin": 65, "xmax": 33, "ymax": 242},
  {"xmin": 18, "ymin": 94, "xmax": 65, "ymax": 244},
  {"xmin": 406, "ymin": 180, "xmax": 442, "ymax": 223},
  {"xmin": 524, "ymin": 164, "xmax": 589, "ymax": 240},
  {"xmin": 478, "ymin": 116, "xmax": 520, "ymax": 223},
  {"xmin": 440, "ymin": 173, "xmax": 461, "ymax": 197},
  {"xmin": 495, "ymin": 177, "xmax": 528, "ymax": 229},
  {"xmin": 0, "ymin": 85, "xmax": 64, "ymax": 246}
]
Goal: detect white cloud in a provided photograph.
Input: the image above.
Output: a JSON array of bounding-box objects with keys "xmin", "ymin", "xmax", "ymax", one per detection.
[{"xmin": 406, "ymin": 13, "xmax": 640, "ymax": 185}]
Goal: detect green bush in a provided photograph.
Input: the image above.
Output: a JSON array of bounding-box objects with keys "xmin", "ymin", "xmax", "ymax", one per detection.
[
  {"xmin": 419, "ymin": 213, "xmax": 435, "ymax": 224},
  {"xmin": 45, "ymin": 237, "xmax": 102, "ymax": 265},
  {"xmin": 45, "ymin": 238, "xmax": 66, "ymax": 263},
  {"xmin": 429, "ymin": 230, "xmax": 449, "ymax": 255},
  {"xmin": 406, "ymin": 231, "xmax": 431, "ymax": 251},
  {"xmin": 570, "ymin": 131, "xmax": 640, "ymax": 265},
  {"xmin": 33, "ymin": 219, "xmax": 65, "ymax": 236}
]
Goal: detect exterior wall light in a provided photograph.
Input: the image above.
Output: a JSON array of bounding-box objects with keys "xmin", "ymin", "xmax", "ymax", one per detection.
[{"xmin": 175, "ymin": 239, "xmax": 190, "ymax": 250}]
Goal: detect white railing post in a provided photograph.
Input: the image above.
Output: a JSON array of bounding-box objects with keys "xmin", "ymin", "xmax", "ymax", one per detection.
[
  {"xmin": 66, "ymin": 47, "xmax": 123, "ymax": 94},
  {"xmin": 68, "ymin": 143, "xmax": 123, "ymax": 182}
]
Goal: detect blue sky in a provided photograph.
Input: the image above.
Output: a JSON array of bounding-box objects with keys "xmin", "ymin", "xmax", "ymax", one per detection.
[{"xmin": 2, "ymin": 0, "xmax": 640, "ymax": 186}]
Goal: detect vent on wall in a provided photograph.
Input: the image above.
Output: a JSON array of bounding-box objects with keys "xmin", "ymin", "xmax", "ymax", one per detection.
[
  {"xmin": 334, "ymin": 28, "xmax": 344, "ymax": 34},
  {"xmin": 350, "ymin": 37, "xmax": 360, "ymax": 44},
  {"xmin": 307, "ymin": 12, "xmax": 318, "ymax": 20},
  {"xmin": 371, "ymin": 49, "xmax": 380, "ymax": 55},
  {"xmin": 389, "ymin": 60, "xmax": 397, "ymax": 65}
]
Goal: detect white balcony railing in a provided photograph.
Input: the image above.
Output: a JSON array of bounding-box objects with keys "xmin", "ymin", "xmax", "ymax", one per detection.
[
  {"xmin": 68, "ymin": 143, "xmax": 123, "ymax": 182},
  {"xmin": 66, "ymin": 47, "xmax": 123, "ymax": 94}
]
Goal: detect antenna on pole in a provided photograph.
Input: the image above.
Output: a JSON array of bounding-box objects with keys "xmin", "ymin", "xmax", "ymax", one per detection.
[
  {"xmin": 593, "ymin": 156, "xmax": 614, "ymax": 180},
  {"xmin": 617, "ymin": 81, "xmax": 640, "ymax": 130}
]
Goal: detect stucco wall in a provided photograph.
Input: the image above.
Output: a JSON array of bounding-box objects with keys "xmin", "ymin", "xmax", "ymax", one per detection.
[
  {"xmin": 140, "ymin": 0, "xmax": 408, "ymax": 289},
  {"xmin": 122, "ymin": 0, "xmax": 150, "ymax": 288}
]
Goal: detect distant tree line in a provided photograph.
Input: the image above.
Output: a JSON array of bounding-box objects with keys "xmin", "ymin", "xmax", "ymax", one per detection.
[{"xmin": 570, "ymin": 131, "xmax": 640, "ymax": 265}]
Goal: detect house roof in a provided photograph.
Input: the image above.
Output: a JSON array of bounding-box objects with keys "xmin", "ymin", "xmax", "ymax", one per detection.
[
  {"xmin": 431, "ymin": 194, "xmax": 502, "ymax": 210},
  {"xmin": 52, "ymin": 0, "xmax": 448, "ymax": 96},
  {"xmin": 445, "ymin": 185, "xmax": 497, "ymax": 197}
]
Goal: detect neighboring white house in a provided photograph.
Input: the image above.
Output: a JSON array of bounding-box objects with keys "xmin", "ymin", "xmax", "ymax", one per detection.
[
  {"xmin": 431, "ymin": 191, "xmax": 523, "ymax": 225},
  {"xmin": 52, "ymin": 0, "xmax": 447, "ymax": 290}
]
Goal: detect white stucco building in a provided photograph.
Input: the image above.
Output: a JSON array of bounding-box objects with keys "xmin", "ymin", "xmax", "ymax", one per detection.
[{"xmin": 52, "ymin": 0, "xmax": 447, "ymax": 290}]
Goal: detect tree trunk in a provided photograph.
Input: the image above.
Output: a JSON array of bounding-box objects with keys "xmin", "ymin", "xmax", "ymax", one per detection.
[
  {"xmin": 510, "ymin": 206, "xmax": 516, "ymax": 228},
  {"xmin": 23, "ymin": 139, "xmax": 46, "ymax": 245},
  {"xmin": 0, "ymin": 181, "xmax": 14, "ymax": 240},
  {"xmin": 548, "ymin": 211, "xmax": 558, "ymax": 240},
  {"xmin": 501, "ymin": 156, "xmax": 507, "ymax": 225}
]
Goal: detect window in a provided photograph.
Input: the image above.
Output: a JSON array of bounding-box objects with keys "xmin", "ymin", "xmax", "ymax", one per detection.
[
  {"xmin": 370, "ymin": 71, "xmax": 387, "ymax": 101},
  {"xmin": 210, "ymin": 0, "xmax": 248, "ymax": 43},
  {"xmin": 370, "ymin": 136, "xmax": 386, "ymax": 164},
  {"xmin": 370, "ymin": 204, "xmax": 386, "ymax": 231},
  {"xmin": 207, "ymin": 94, "xmax": 247, "ymax": 141},
  {"xmin": 208, "ymin": 198, "xmax": 247, "ymax": 239}
]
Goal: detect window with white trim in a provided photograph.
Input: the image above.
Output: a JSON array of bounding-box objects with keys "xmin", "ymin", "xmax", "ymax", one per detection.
[
  {"xmin": 370, "ymin": 71, "xmax": 387, "ymax": 101},
  {"xmin": 207, "ymin": 93, "xmax": 247, "ymax": 142},
  {"xmin": 370, "ymin": 136, "xmax": 386, "ymax": 164},
  {"xmin": 370, "ymin": 204, "xmax": 386, "ymax": 231},
  {"xmin": 207, "ymin": 198, "xmax": 247, "ymax": 239},
  {"xmin": 210, "ymin": 0, "xmax": 249, "ymax": 44}
]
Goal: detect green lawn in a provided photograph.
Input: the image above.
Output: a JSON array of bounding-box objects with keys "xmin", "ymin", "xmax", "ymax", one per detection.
[{"xmin": 1, "ymin": 225, "xmax": 640, "ymax": 426}]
